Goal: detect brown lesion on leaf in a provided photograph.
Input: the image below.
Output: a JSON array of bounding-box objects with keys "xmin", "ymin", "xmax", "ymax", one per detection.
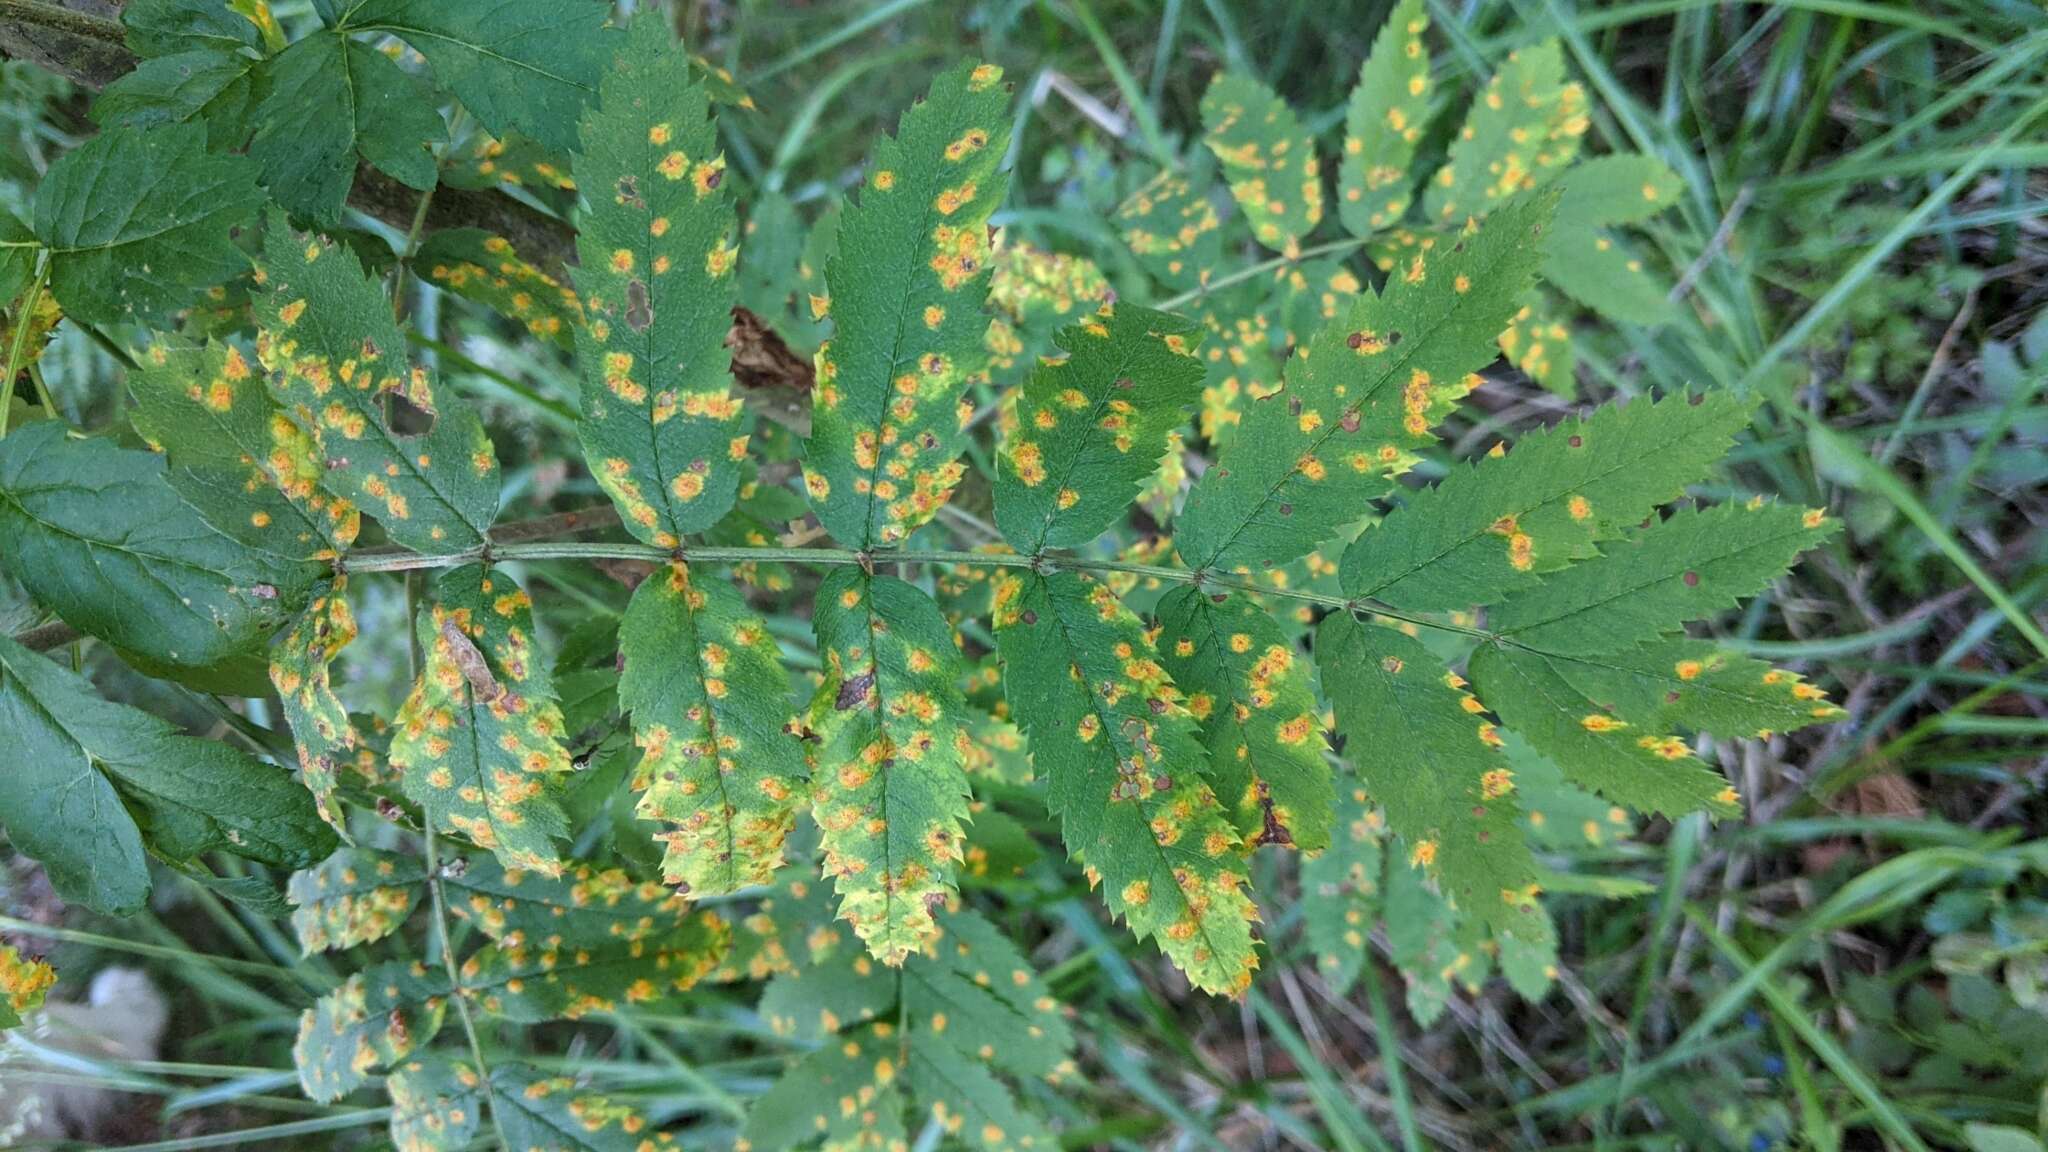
[{"xmin": 439, "ymin": 615, "xmax": 504, "ymax": 704}]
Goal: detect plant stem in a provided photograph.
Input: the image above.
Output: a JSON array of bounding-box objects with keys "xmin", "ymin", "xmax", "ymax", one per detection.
[
  {"xmin": 1158, "ymin": 237, "xmax": 1369, "ymax": 311},
  {"xmin": 423, "ymin": 826, "xmax": 513, "ymax": 1152},
  {"xmin": 0, "ymin": 254, "xmax": 50, "ymax": 438},
  {"xmin": 0, "ymin": 0, "xmax": 127, "ymax": 46},
  {"xmin": 342, "ymin": 538, "xmax": 1497, "ymax": 642}
]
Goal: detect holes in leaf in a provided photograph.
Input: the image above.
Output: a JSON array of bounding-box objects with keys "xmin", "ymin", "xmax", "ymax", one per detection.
[{"xmin": 383, "ymin": 388, "xmax": 437, "ymax": 437}]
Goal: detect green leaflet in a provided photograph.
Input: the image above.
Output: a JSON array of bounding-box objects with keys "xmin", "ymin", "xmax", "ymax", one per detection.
[
  {"xmin": 1175, "ymin": 190, "xmax": 1558, "ymax": 575},
  {"xmin": 988, "ymin": 240, "xmax": 1112, "ymax": 346},
  {"xmin": 1543, "ymin": 155, "xmax": 1684, "ymax": 324},
  {"xmin": 0, "ymin": 421, "xmax": 297, "ymax": 668},
  {"xmin": 442, "ymin": 856, "xmax": 696, "ymax": 950},
  {"xmin": 1383, "ymin": 845, "xmax": 1479, "ymax": 1023},
  {"xmin": 808, "ymin": 569, "xmax": 972, "ymax": 964},
  {"xmin": 747, "ymin": 907, "xmax": 1073, "ymax": 1152},
  {"xmin": 994, "ymin": 303, "xmax": 1205, "ymax": 551},
  {"xmin": 386, "ymin": 1057, "xmax": 485, "ymax": 1152},
  {"xmin": 94, "ymin": 48, "xmax": 265, "ymax": 149},
  {"xmin": 620, "ymin": 562, "xmax": 806, "ymax": 897},
  {"xmin": 992, "ymin": 569, "xmax": 1258, "ymax": 995},
  {"xmin": 31, "ymin": 123, "xmax": 264, "ymax": 328},
  {"xmin": 1339, "ymin": 0, "xmax": 1431, "ymax": 239},
  {"xmin": 1154, "ymin": 587, "xmax": 1333, "ymax": 851},
  {"xmin": 459, "ymin": 911, "xmax": 729, "ymax": 1021},
  {"xmin": 1469, "ymin": 643, "xmax": 1741, "ymax": 819},
  {"xmin": 335, "ymin": 0, "xmax": 615, "ymax": 155},
  {"xmin": 742, "ymin": 1026, "xmax": 906, "ymax": 1152},
  {"xmin": 1527, "ymin": 639, "xmax": 1846, "ymax": 740},
  {"xmin": 129, "ymin": 338, "xmax": 359, "ymax": 567},
  {"xmin": 1341, "ymin": 390, "xmax": 1754, "ymax": 610},
  {"xmin": 1499, "ymin": 294, "xmax": 1576, "ymax": 397},
  {"xmin": 246, "ymin": 29, "xmax": 444, "ymax": 225},
  {"xmin": 256, "ymin": 210, "xmax": 501, "ymax": 554},
  {"xmin": 270, "ymin": 579, "xmax": 363, "ymax": 831},
  {"xmin": 1486, "ymin": 501, "xmax": 1838, "ymax": 654},
  {"xmin": 0, "ymin": 634, "xmax": 335, "ymax": 917},
  {"xmin": 1542, "ymin": 224, "xmax": 1674, "ymax": 327},
  {"xmin": 1117, "ymin": 155, "xmax": 1223, "ymax": 294},
  {"xmin": 1300, "ymin": 778, "xmax": 1382, "ymax": 992},
  {"xmin": 571, "ymin": 14, "xmax": 746, "ymax": 548},
  {"xmin": 1316, "ymin": 616, "xmax": 1549, "ymax": 941},
  {"xmin": 1552, "ymin": 154, "xmax": 1685, "ymax": 232},
  {"xmin": 443, "ymin": 131, "xmax": 579, "ymax": 216},
  {"xmin": 491, "ymin": 1065, "xmax": 680, "ymax": 1152},
  {"xmin": 390, "ymin": 564, "xmax": 572, "ymax": 876},
  {"xmin": 419, "ymin": 228, "xmax": 583, "ymax": 348},
  {"xmin": 1424, "ymin": 42, "xmax": 1587, "ymax": 225},
  {"xmin": 123, "ymin": 0, "xmax": 266, "ymax": 56},
  {"xmin": 801, "ymin": 61, "xmax": 1013, "ymax": 548},
  {"xmin": 1201, "ymin": 73, "xmax": 1324, "ymax": 253},
  {"xmin": 289, "ymin": 847, "xmax": 425, "ymax": 954},
  {"xmin": 295, "ymin": 960, "xmax": 450, "ymax": 1103}
]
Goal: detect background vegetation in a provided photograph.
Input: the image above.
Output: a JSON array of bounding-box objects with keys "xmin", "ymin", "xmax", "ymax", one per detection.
[{"xmin": 2, "ymin": 0, "xmax": 2046, "ymax": 1149}]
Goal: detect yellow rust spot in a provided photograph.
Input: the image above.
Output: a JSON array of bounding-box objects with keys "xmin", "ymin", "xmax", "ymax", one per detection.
[{"xmin": 1580, "ymin": 714, "xmax": 1627, "ymax": 732}]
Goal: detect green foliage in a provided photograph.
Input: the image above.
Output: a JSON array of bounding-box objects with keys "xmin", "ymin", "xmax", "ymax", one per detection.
[
  {"xmin": 572, "ymin": 14, "xmax": 744, "ymax": 549},
  {"xmin": 0, "ymin": 421, "xmax": 299, "ymax": 668},
  {"xmin": 390, "ymin": 565, "xmax": 572, "ymax": 876},
  {"xmin": 0, "ymin": 9, "xmax": 1869, "ymax": 1147},
  {"xmin": 29, "ymin": 123, "xmax": 263, "ymax": 327},
  {"xmin": 1202, "ymin": 72, "xmax": 1323, "ymax": 253},
  {"xmin": 0, "ymin": 633, "xmax": 333, "ymax": 917},
  {"xmin": 993, "ymin": 569, "xmax": 1258, "ymax": 995},
  {"xmin": 255, "ymin": 211, "xmax": 501, "ymax": 553},
  {"xmin": 1175, "ymin": 190, "xmax": 1557, "ymax": 575},
  {"xmin": 993, "ymin": 303, "xmax": 1204, "ymax": 551},
  {"xmin": 1340, "ymin": 0, "xmax": 1430, "ymax": 238},
  {"xmin": 801, "ymin": 61, "xmax": 1012, "ymax": 548},
  {"xmin": 808, "ymin": 568, "xmax": 971, "ymax": 964},
  {"xmin": 619, "ymin": 561, "xmax": 805, "ymax": 897}
]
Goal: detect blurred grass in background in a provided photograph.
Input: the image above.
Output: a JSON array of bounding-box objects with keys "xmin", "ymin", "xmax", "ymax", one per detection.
[{"xmin": 3, "ymin": 0, "xmax": 2047, "ymax": 1149}]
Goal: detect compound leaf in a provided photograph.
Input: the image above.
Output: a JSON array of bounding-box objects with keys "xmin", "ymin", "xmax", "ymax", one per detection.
[
  {"xmin": 1486, "ymin": 501, "xmax": 1837, "ymax": 655},
  {"xmin": 994, "ymin": 303, "xmax": 1205, "ymax": 551},
  {"xmin": 294, "ymin": 960, "xmax": 449, "ymax": 1103},
  {"xmin": 993, "ymin": 569, "xmax": 1258, "ymax": 995},
  {"xmin": 0, "ymin": 421, "xmax": 298, "ymax": 668},
  {"xmin": 802, "ymin": 61, "xmax": 1012, "ymax": 548},
  {"xmin": 247, "ymin": 29, "xmax": 444, "ymax": 225},
  {"xmin": 620, "ymin": 561, "xmax": 806, "ymax": 897},
  {"xmin": 1339, "ymin": 0, "xmax": 1431, "ymax": 238},
  {"xmin": 256, "ymin": 210, "xmax": 501, "ymax": 553},
  {"xmin": 289, "ymin": 847, "xmax": 426, "ymax": 954},
  {"xmin": 1155, "ymin": 586, "xmax": 1332, "ymax": 851},
  {"xmin": 336, "ymin": 0, "xmax": 614, "ymax": 155},
  {"xmin": 32, "ymin": 123, "xmax": 264, "ymax": 328},
  {"xmin": 1469, "ymin": 643, "xmax": 1741, "ymax": 819},
  {"xmin": 1316, "ymin": 615, "xmax": 1548, "ymax": 939},
  {"xmin": 1175, "ymin": 190, "xmax": 1557, "ymax": 575},
  {"xmin": 0, "ymin": 634, "xmax": 334, "ymax": 917},
  {"xmin": 572, "ymin": 14, "xmax": 746, "ymax": 547},
  {"xmin": 1341, "ymin": 390, "xmax": 1753, "ymax": 610},
  {"xmin": 391, "ymin": 564, "xmax": 572, "ymax": 876},
  {"xmin": 1201, "ymin": 72, "xmax": 1324, "ymax": 253},
  {"xmin": 808, "ymin": 570, "xmax": 972, "ymax": 964}
]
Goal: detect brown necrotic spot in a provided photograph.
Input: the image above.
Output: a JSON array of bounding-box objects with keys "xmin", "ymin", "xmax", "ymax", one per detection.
[
  {"xmin": 834, "ymin": 670, "xmax": 877, "ymax": 711},
  {"xmin": 1682, "ymin": 570, "xmax": 1699, "ymax": 587},
  {"xmin": 625, "ymin": 280, "xmax": 653, "ymax": 332}
]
